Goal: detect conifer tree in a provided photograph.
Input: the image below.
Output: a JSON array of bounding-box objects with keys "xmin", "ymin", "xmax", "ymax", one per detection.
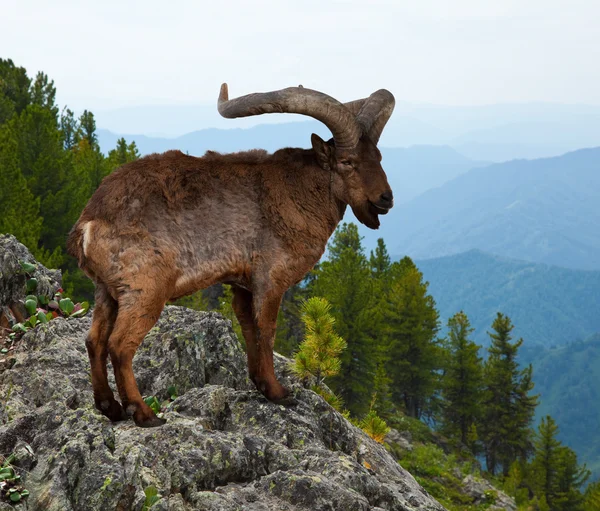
[
  {"xmin": 0, "ymin": 128, "xmax": 42, "ymax": 248},
  {"xmin": 369, "ymin": 238, "xmax": 391, "ymax": 279},
  {"xmin": 480, "ymin": 313, "xmax": 538, "ymax": 476},
  {"xmin": 292, "ymin": 297, "xmax": 346, "ymax": 386},
  {"xmin": 440, "ymin": 311, "xmax": 483, "ymax": 449},
  {"xmin": 384, "ymin": 257, "xmax": 441, "ymax": 419},
  {"xmin": 531, "ymin": 416, "xmax": 563, "ymax": 506},
  {"xmin": 106, "ymin": 137, "xmax": 140, "ymax": 170},
  {"xmin": 313, "ymin": 223, "xmax": 378, "ymax": 416},
  {"xmin": 275, "ymin": 283, "xmax": 310, "ymax": 356},
  {"xmin": 528, "ymin": 416, "xmax": 590, "ymax": 511},
  {"xmin": 0, "ymin": 58, "xmax": 31, "ymax": 124}
]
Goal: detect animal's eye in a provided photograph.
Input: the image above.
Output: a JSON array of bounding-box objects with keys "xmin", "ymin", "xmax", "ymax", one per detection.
[{"xmin": 340, "ymin": 160, "xmax": 353, "ymax": 167}]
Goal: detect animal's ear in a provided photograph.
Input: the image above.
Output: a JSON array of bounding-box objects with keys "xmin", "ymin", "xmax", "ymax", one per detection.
[{"xmin": 311, "ymin": 133, "xmax": 333, "ymax": 171}]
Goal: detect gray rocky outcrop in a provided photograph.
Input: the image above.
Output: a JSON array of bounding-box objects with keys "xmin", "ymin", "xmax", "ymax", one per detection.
[
  {"xmin": 0, "ymin": 237, "xmax": 446, "ymax": 511},
  {"xmin": 0, "ymin": 234, "xmax": 61, "ymax": 328},
  {"xmin": 461, "ymin": 475, "xmax": 516, "ymax": 511}
]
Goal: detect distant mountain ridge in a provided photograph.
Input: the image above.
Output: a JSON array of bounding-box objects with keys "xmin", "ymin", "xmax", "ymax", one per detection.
[
  {"xmin": 414, "ymin": 249, "xmax": 600, "ymax": 348},
  {"xmin": 385, "ymin": 147, "xmax": 600, "ymax": 270},
  {"xmin": 98, "ymin": 127, "xmax": 486, "ymax": 205},
  {"xmin": 96, "ymin": 101, "xmax": 600, "ymax": 161}
]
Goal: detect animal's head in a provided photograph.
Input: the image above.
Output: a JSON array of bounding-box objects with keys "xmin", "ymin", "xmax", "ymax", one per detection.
[{"xmin": 218, "ymin": 84, "xmax": 395, "ymax": 229}]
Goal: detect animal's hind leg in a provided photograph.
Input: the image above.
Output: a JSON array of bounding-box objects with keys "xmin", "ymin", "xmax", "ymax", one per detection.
[
  {"xmin": 86, "ymin": 283, "xmax": 127, "ymax": 421},
  {"xmin": 231, "ymin": 286, "xmax": 259, "ymax": 379},
  {"xmin": 251, "ymin": 288, "xmax": 294, "ymax": 404},
  {"xmin": 108, "ymin": 290, "xmax": 167, "ymax": 428}
]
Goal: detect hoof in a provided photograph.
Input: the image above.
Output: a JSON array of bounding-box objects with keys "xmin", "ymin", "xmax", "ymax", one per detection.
[
  {"xmin": 271, "ymin": 394, "xmax": 298, "ymax": 407},
  {"xmin": 135, "ymin": 415, "xmax": 167, "ymax": 428},
  {"xmin": 97, "ymin": 398, "xmax": 128, "ymax": 422}
]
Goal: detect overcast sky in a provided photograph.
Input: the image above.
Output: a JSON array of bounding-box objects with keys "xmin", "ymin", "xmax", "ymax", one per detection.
[{"xmin": 3, "ymin": 0, "xmax": 600, "ymax": 112}]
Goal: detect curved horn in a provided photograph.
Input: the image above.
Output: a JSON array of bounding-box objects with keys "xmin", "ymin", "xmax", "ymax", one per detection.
[
  {"xmin": 356, "ymin": 90, "xmax": 395, "ymax": 145},
  {"xmin": 218, "ymin": 83, "xmax": 362, "ymax": 150},
  {"xmin": 344, "ymin": 90, "xmax": 395, "ymax": 145}
]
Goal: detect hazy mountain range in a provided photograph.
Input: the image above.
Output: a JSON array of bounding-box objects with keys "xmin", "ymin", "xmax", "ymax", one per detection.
[
  {"xmin": 98, "ymin": 128, "xmax": 487, "ymax": 204},
  {"xmin": 384, "ymin": 147, "xmax": 600, "ymax": 270},
  {"xmin": 99, "ymin": 121, "xmax": 600, "ymax": 270},
  {"xmin": 416, "ymin": 250, "xmax": 600, "ymax": 348},
  {"xmin": 96, "ymin": 101, "xmax": 600, "ymax": 161}
]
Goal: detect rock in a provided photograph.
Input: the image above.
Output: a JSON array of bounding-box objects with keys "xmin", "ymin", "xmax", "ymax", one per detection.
[
  {"xmin": 0, "ymin": 242, "xmax": 446, "ymax": 510},
  {"xmin": 0, "ymin": 304, "xmax": 446, "ymax": 510},
  {"xmin": 461, "ymin": 474, "xmax": 516, "ymax": 511},
  {"xmin": 0, "ymin": 234, "xmax": 62, "ymax": 328},
  {"xmin": 385, "ymin": 429, "xmax": 413, "ymax": 452}
]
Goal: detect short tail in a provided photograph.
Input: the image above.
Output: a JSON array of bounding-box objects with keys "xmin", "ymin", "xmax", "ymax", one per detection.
[{"xmin": 66, "ymin": 224, "xmax": 84, "ymax": 266}]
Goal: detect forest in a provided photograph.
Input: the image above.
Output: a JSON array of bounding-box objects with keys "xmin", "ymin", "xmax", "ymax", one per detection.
[{"xmin": 1, "ymin": 58, "xmax": 599, "ymax": 511}]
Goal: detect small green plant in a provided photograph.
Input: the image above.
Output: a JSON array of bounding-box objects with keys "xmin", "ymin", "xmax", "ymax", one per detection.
[
  {"xmin": 0, "ymin": 453, "xmax": 30, "ymax": 503},
  {"xmin": 291, "ymin": 297, "xmax": 347, "ymax": 386},
  {"xmin": 10, "ymin": 289, "xmax": 89, "ymax": 339},
  {"xmin": 142, "ymin": 385, "xmax": 178, "ymax": 417},
  {"xmin": 142, "ymin": 485, "xmax": 160, "ymax": 510},
  {"xmin": 143, "ymin": 396, "xmax": 161, "ymax": 415},
  {"xmin": 360, "ymin": 396, "xmax": 391, "ymax": 444}
]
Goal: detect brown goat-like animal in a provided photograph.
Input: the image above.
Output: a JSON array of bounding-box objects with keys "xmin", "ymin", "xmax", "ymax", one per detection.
[{"xmin": 67, "ymin": 84, "xmax": 395, "ymax": 427}]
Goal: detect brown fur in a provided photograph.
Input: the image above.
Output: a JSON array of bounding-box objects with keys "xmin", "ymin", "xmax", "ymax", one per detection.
[{"xmin": 68, "ymin": 135, "xmax": 393, "ymax": 427}]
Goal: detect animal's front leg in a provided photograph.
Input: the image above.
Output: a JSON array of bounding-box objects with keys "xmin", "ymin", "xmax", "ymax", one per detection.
[{"xmin": 251, "ymin": 288, "xmax": 294, "ymax": 404}]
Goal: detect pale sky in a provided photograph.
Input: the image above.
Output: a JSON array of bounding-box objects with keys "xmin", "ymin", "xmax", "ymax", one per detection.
[{"xmin": 2, "ymin": 0, "xmax": 600, "ymax": 112}]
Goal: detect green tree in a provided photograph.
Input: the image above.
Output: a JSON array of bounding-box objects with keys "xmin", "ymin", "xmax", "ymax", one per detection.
[
  {"xmin": 275, "ymin": 283, "xmax": 310, "ymax": 356},
  {"xmin": 530, "ymin": 416, "xmax": 563, "ymax": 507},
  {"xmin": 313, "ymin": 223, "xmax": 379, "ymax": 416},
  {"xmin": 79, "ymin": 109, "xmax": 98, "ymax": 147},
  {"xmin": 583, "ymin": 480, "xmax": 600, "ymax": 511},
  {"xmin": 12, "ymin": 103, "xmax": 70, "ymax": 256},
  {"xmin": 440, "ymin": 311, "xmax": 483, "ymax": 449},
  {"xmin": 0, "ymin": 127, "xmax": 42, "ymax": 248},
  {"xmin": 369, "ymin": 238, "xmax": 391, "ymax": 278},
  {"xmin": 106, "ymin": 137, "xmax": 140, "ymax": 170},
  {"xmin": 554, "ymin": 447, "xmax": 589, "ymax": 511},
  {"xmin": 528, "ymin": 416, "xmax": 590, "ymax": 511},
  {"xmin": 30, "ymin": 71, "xmax": 58, "ymax": 117},
  {"xmin": 60, "ymin": 107, "xmax": 78, "ymax": 150},
  {"xmin": 0, "ymin": 58, "xmax": 31, "ymax": 124},
  {"xmin": 292, "ymin": 297, "xmax": 346, "ymax": 386},
  {"xmin": 480, "ymin": 313, "xmax": 538, "ymax": 476},
  {"xmin": 384, "ymin": 257, "xmax": 442, "ymax": 419}
]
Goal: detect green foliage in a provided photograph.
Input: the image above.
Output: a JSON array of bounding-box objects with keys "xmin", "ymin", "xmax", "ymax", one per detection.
[
  {"xmin": 171, "ymin": 290, "xmax": 210, "ymax": 311},
  {"xmin": 0, "ymin": 452, "xmax": 30, "ymax": 504},
  {"xmin": 0, "ymin": 59, "xmax": 139, "ymax": 305},
  {"xmin": 143, "ymin": 396, "xmax": 162, "ymax": 415},
  {"xmin": 480, "ymin": 313, "xmax": 538, "ymax": 476},
  {"xmin": 292, "ymin": 297, "xmax": 346, "ymax": 385},
  {"xmin": 440, "ymin": 311, "xmax": 484, "ymax": 450},
  {"xmin": 520, "ymin": 334, "xmax": 600, "ymax": 480},
  {"xmin": 360, "ymin": 406, "xmax": 390, "ymax": 444},
  {"xmin": 142, "ymin": 486, "xmax": 161, "ymax": 510},
  {"xmin": 369, "ymin": 238, "xmax": 391, "ymax": 279},
  {"xmin": 10, "ymin": 285, "xmax": 89, "ymax": 338},
  {"xmin": 215, "ymin": 284, "xmax": 243, "ymax": 344},
  {"xmin": 0, "ymin": 124, "xmax": 42, "ymax": 249},
  {"xmin": 313, "ymin": 223, "xmax": 379, "ymax": 416},
  {"xmin": 397, "ymin": 444, "xmax": 477, "ymax": 510},
  {"xmin": 383, "ymin": 257, "xmax": 442, "ymax": 420},
  {"xmin": 275, "ymin": 283, "xmax": 310, "ymax": 356},
  {"xmin": 583, "ymin": 480, "xmax": 600, "ymax": 511}
]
